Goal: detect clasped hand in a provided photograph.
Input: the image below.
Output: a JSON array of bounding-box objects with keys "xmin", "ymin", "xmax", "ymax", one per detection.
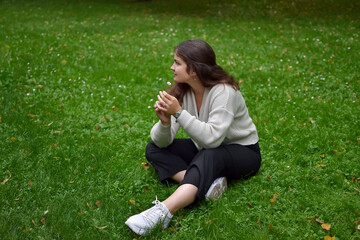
[{"xmin": 154, "ymin": 91, "xmax": 181, "ymax": 125}]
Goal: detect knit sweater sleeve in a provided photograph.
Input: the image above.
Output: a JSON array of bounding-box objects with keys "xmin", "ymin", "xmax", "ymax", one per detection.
[
  {"xmin": 150, "ymin": 117, "xmax": 180, "ymax": 148},
  {"xmin": 176, "ymin": 85, "xmax": 236, "ymax": 148}
]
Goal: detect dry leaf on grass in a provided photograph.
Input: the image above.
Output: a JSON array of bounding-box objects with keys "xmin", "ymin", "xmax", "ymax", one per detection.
[
  {"xmin": 141, "ymin": 162, "xmax": 150, "ymax": 169},
  {"xmin": 96, "ymin": 200, "xmax": 103, "ymax": 208},
  {"xmin": 269, "ymin": 223, "xmax": 274, "ymax": 231},
  {"xmin": 324, "ymin": 236, "xmax": 336, "ymax": 240},
  {"xmin": 321, "ymin": 223, "xmax": 331, "ymax": 231},
  {"xmin": 205, "ymin": 218, "xmax": 217, "ymax": 225},
  {"xmin": 1, "ymin": 170, "xmax": 11, "ymax": 185},
  {"xmin": 270, "ymin": 192, "xmax": 279, "ymax": 202},
  {"xmin": 94, "ymin": 225, "xmax": 107, "ymax": 229}
]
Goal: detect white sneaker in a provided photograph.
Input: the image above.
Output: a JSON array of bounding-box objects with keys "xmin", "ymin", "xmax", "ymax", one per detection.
[
  {"xmin": 125, "ymin": 196, "xmax": 173, "ymax": 235},
  {"xmin": 205, "ymin": 177, "xmax": 227, "ymax": 200}
]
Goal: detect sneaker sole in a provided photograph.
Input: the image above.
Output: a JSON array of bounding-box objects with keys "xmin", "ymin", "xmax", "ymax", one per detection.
[
  {"xmin": 125, "ymin": 220, "xmax": 146, "ymax": 236},
  {"xmin": 206, "ymin": 177, "xmax": 227, "ymax": 200}
]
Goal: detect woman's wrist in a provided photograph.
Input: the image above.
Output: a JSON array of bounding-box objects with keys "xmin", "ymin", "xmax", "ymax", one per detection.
[{"xmin": 160, "ymin": 120, "xmax": 170, "ymax": 126}]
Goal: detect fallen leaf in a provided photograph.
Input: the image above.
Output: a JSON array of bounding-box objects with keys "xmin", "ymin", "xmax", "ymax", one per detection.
[
  {"xmin": 142, "ymin": 162, "xmax": 150, "ymax": 169},
  {"xmin": 306, "ymin": 214, "xmax": 317, "ymax": 222},
  {"xmin": 1, "ymin": 170, "xmax": 12, "ymax": 185},
  {"xmin": 9, "ymin": 136, "xmax": 17, "ymax": 142},
  {"xmin": 285, "ymin": 92, "xmax": 292, "ymax": 99},
  {"xmin": 54, "ymin": 131, "xmax": 61, "ymax": 134},
  {"xmin": 94, "ymin": 225, "xmax": 107, "ymax": 229},
  {"xmin": 320, "ymin": 154, "xmax": 325, "ymax": 158},
  {"xmin": 256, "ymin": 217, "xmax": 261, "ymax": 224},
  {"xmin": 205, "ymin": 218, "xmax": 217, "ymax": 225},
  {"xmin": 77, "ymin": 210, "xmax": 84, "ymax": 215},
  {"xmin": 269, "ymin": 223, "xmax": 273, "ymax": 231},
  {"xmin": 355, "ymin": 220, "xmax": 360, "ymax": 229},
  {"xmin": 95, "ymin": 201, "xmax": 103, "ymax": 208},
  {"xmin": 247, "ymin": 202, "xmax": 253, "ymax": 208},
  {"xmin": 324, "ymin": 235, "xmax": 336, "ymax": 240},
  {"xmin": 315, "ymin": 164, "xmax": 327, "ymax": 168},
  {"xmin": 129, "ymin": 199, "xmax": 136, "ymax": 205},
  {"xmin": 41, "ymin": 218, "xmax": 46, "ymax": 225},
  {"xmin": 28, "ymin": 181, "xmax": 33, "ymax": 186},
  {"xmin": 169, "ymin": 227, "xmax": 175, "ymax": 232},
  {"xmin": 273, "ymin": 136, "xmax": 279, "ymax": 142},
  {"xmin": 321, "ymin": 223, "xmax": 331, "ymax": 231},
  {"xmin": 87, "ymin": 202, "xmax": 92, "ymax": 209},
  {"xmin": 357, "ymin": 177, "xmax": 360, "ymax": 183},
  {"xmin": 112, "ymin": 106, "xmax": 118, "ymax": 111},
  {"xmin": 23, "ymin": 227, "xmax": 30, "ymax": 232},
  {"xmin": 27, "ymin": 114, "xmax": 36, "ymax": 118},
  {"xmin": 32, "ymin": 219, "xmax": 39, "ymax": 226},
  {"xmin": 270, "ymin": 192, "xmax": 279, "ymax": 202},
  {"xmin": 316, "ymin": 219, "xmax": 324, "ymax": 224}
]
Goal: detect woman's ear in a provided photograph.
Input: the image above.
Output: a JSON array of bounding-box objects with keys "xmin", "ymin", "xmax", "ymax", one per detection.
[{"xmin": 190, "ymin": 71, "xmax": 197, "ymax": 78}]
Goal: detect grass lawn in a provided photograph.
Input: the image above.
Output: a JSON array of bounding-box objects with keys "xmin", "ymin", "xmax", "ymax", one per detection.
[{"xmin": 0, "ymin": 0, "xmax": 359, "ymax": 239}]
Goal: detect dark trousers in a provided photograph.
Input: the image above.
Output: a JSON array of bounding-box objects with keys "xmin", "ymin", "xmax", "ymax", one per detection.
[{"xmin": 145, "ymin": 139, "xmax": 261, "ymax": 201}]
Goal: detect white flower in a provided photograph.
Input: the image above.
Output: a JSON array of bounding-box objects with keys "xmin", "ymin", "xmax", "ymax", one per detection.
[{"xmin": 167, "ymin": 81, "xmax": 171, "ymax": 86}]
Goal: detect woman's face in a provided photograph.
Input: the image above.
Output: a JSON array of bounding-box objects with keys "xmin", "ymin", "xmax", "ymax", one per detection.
[{"xmin": 170, "ymin": 53, "xmax": 193, "ymax": 84}]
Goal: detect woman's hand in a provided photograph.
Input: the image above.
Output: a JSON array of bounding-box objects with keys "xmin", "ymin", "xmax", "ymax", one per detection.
[
  {"xmin": 154, "ymin": 91, "xmax": 181, "ymax": 126},
  {"xmin": 157, "ymin": 91, "xmax": 182, "ymax": 115},
  {"xmin": 154, "ymin": 100, "xmax": 171, "ymax": 126}
]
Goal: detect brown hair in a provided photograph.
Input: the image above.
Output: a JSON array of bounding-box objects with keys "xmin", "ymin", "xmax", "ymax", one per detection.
[{"xmin": 167, "ymin": 40, "xmax": 239, "ymax": 104}]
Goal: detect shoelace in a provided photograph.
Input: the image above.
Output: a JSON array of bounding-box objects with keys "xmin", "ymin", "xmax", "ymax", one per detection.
[
  {"xmin": 141, "ymin": 196, "xmax": 165, "ymax": 226},
  {"xmin": 152, "ymin": 195, "xmax": 160, "ymax": 205}
]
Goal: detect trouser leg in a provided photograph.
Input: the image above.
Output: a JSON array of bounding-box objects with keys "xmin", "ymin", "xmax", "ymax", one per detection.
[
  {"xmin": 145, "ymin": 139, "xmax": 198, "ymax": 183},
  {"xmin": 180, "ymin": 143, "xmax": 261, "ymax": 201}
]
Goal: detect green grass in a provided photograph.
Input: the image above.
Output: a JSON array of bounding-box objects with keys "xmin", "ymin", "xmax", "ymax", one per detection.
[{"xmin": 0, "ymin": 0, "xmax": 359, "ymax": 239}]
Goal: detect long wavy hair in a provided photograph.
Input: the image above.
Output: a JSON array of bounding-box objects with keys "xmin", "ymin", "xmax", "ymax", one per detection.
[{"xmin": 167, "ymin": 40, "xmax": 239, "ymax": 104}]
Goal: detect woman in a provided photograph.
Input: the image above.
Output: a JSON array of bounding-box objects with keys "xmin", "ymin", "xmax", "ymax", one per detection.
[{"xmin": 125, "ymin": 40, "xmax": 261, "ymax": 235}]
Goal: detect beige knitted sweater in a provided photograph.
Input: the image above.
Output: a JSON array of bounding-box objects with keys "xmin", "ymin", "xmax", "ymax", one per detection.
[{"xmin": 150, "ymin": 84, "xmax": 259, "ymax": 150}]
